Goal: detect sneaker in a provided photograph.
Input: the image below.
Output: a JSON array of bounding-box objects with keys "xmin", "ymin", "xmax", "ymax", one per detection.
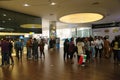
[{"xmin": 81, "ymin": 64, "xmax": 85, "ymax": 67}]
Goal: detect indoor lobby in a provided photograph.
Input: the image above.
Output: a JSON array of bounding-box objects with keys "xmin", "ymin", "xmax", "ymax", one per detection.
[{"xmin": 0, "ymin": 0, "xmax": 120, "ymax": 80}]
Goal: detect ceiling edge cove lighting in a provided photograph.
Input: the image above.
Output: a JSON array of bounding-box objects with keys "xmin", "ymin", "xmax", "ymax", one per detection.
[
  {"xmin": 20, "ymin": 24, "xmax": 42, "ymax": 28},
  {"xmin": 59, "ymin": 13, "xmax": 104, "ymax": 24}
]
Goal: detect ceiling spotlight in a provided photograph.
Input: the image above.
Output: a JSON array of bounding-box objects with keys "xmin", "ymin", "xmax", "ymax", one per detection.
[
  {"xmin": 50, "ymin": 2, "xmax": 56, "ymax": 5},
  {"xmin": 2, "ymin": 21, "xmax": 5, "ymax": 23},
  {"xmin": 3, "ymin": 14, "xmax": 6, "ymax": 16},
  {"xmin": 8, "ymin": 18, "xmax": 11, "ymax": 20},
  {"xmin": 24, "ymin": 4, "xmax": 30, "ymax": 7},
  {"xmin": 49, "ymin": 0, "xmax": 56, "ymax": 5}
]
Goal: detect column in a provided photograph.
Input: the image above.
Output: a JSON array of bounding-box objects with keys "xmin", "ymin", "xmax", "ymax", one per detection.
[
  {"xmin": 49, "ymin": 21, "xmax": 56, "ymax": 39},
  {"xmin": 49, "ymin": 21, "xmax": 56, "ymax": 49}
]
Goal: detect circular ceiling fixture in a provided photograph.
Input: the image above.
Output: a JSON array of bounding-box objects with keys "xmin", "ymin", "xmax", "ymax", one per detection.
[
  {"xmin": 20, "ymin": 24, "xmax": 42, "ymax": 28},
  {"xmin": 59, "ymin": 13, "xmax": 104, "ymax": 24}
]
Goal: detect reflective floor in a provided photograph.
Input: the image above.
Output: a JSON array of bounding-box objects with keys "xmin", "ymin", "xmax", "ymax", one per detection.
[{"xmin": 0, "ymin": 48, "xmax": 120, "ymax": 80}]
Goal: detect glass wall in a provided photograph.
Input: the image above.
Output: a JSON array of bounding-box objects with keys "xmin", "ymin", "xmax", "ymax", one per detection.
[
  {"xmin": 56, "ymin": 27, "xmax": 92, "ymax": 47},
  {"xmin": 76, "ymin": 28, "xmax": 92, "ymax": 37}
]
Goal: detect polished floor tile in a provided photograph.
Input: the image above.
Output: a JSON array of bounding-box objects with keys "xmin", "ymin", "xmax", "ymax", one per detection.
[{"xmin": 0, "ymin": 49, "xmax": 120, "ymax": 80}]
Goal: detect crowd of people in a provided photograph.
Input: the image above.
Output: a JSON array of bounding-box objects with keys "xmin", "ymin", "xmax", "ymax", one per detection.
[
  {"xmin": 1, "ymin": 35, "xmax": 120, "ymax": 67},
  {"xmin": 63, "ymin": 36, "xmax": 120, "ymax": 66},
  {"xmin": 26, "ymin": 38, "xmax": 46, "ymax": 60},
  {"xmin": 0, "ymin": 37, "xmax": 46, "ymax": 67},
  {"xmin": 0, "ymin": 38, "xmax": 14, "ymax": 66}
]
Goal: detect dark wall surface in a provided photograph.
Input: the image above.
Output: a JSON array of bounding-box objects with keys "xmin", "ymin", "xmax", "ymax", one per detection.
[{"xmin": 0, "ymin": 8, "xmax": 42, "ymax": 33}]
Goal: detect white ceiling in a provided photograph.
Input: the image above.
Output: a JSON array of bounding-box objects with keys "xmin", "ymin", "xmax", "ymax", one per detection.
[{"xmin": 0, "ymin": 0, "xmax": 120, "ymax": 29}]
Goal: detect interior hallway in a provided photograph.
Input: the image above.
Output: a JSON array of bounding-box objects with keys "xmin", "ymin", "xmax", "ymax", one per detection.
[{"xmin": 0, "ymin": 48, "xmax": 120, "ymax": 80}]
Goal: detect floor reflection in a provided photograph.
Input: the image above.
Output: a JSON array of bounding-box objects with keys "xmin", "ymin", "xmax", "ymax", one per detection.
[{"xmin": 0, "ymin": 48, "xmax": 120, "ymax": 80}]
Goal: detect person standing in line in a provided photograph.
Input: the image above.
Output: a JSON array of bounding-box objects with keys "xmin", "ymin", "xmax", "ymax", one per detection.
[
  {"xmin": 39, "ymin": 38, "xmax": 45, "ymax": 58},
  {"xmin": 95, "ymin": 36, "xmax": 104, "ymax": 59},
  {"xmin": 32, "ymin": 38, "xmax": 39, "ymax": 60},
  {"xmin": 14, "ymin": 39, "xmax": 18, "ymax": 57},
  {"xmin": 0, "ymin": 38, "xmax": 10, "ymax": 66},
  {"xmin": 8, "ymin": 39, "xmax": 14, "ymax": 65},
  {"xmin": 63, "ymin": 38, "xmax": 69, "ymax": 61},
  {"xmin": 103, "ymin": 37, "xmax": 111, "ymax": 58},
  {"xmin": 49, "ymin": 38, "xmax": 56, "ymax": 49},
  {"xmin": 84, "ymin": 37, "xmax": 91, "ymax": 62},
  {"xmin": 117, "ymin": 35, "xmax": 120, "ymax": 65},
  {"xmin": 111, "ymin": 36, "xmax": 119, "ymax": 64},
  {"xmin": 56, "ymin": 38, "xmax": 60, "ymax": 49},
  {"xmin": 26, "ymin": 38, "xmax": 32, "ymax": 59},
  {"xmin": 68, "ymin": 37, "xmax": 76, "ymax": 64},
  {"xmin": 21, "ymin": 39, "xmax": 24, "ymax": 56},
  {"xmin": 14, "ymin": 39, "xmax": 23, "ymax": 61},
  {"xmin": 76, "ymin": 38, "xmax": 84, "ymax": 63},
  {"xmin": 90, "ymin": 38, "xmax": 96, "ymax": 62}
]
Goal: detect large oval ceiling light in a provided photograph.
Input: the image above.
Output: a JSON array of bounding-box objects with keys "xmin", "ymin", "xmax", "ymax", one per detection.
[
  {"xmin": 59, "ymin": 13, "xmax": 103, "ymax": 23},
  {"xmin": 20, "ymin": 24, "xmax": 42, "ymax": 28}
]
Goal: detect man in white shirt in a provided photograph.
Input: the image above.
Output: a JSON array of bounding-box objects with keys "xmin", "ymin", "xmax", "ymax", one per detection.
[{"xmin": 95, "ymin": 36, "xmax": 104, "ymax": 59}]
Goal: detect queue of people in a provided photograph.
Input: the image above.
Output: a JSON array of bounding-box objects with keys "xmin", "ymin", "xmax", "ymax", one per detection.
[
  {"xmin": 63, "ymin": 36, "xmax": 120, "ymax": 66},
  {"xmin": 0, "ymin": 37, "xmax": 46, "ymax": 67}
]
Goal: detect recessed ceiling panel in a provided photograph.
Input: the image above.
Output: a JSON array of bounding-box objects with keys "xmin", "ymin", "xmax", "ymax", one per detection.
[{"xmin": 0, "ymin": 8, "xmax": 42, "ymax": 33}]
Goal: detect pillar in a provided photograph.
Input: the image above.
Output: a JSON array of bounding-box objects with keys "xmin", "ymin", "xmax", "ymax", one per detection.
[{"xmin": 49, "ymin": 21, "xmax": 56, "ymax": 39}]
